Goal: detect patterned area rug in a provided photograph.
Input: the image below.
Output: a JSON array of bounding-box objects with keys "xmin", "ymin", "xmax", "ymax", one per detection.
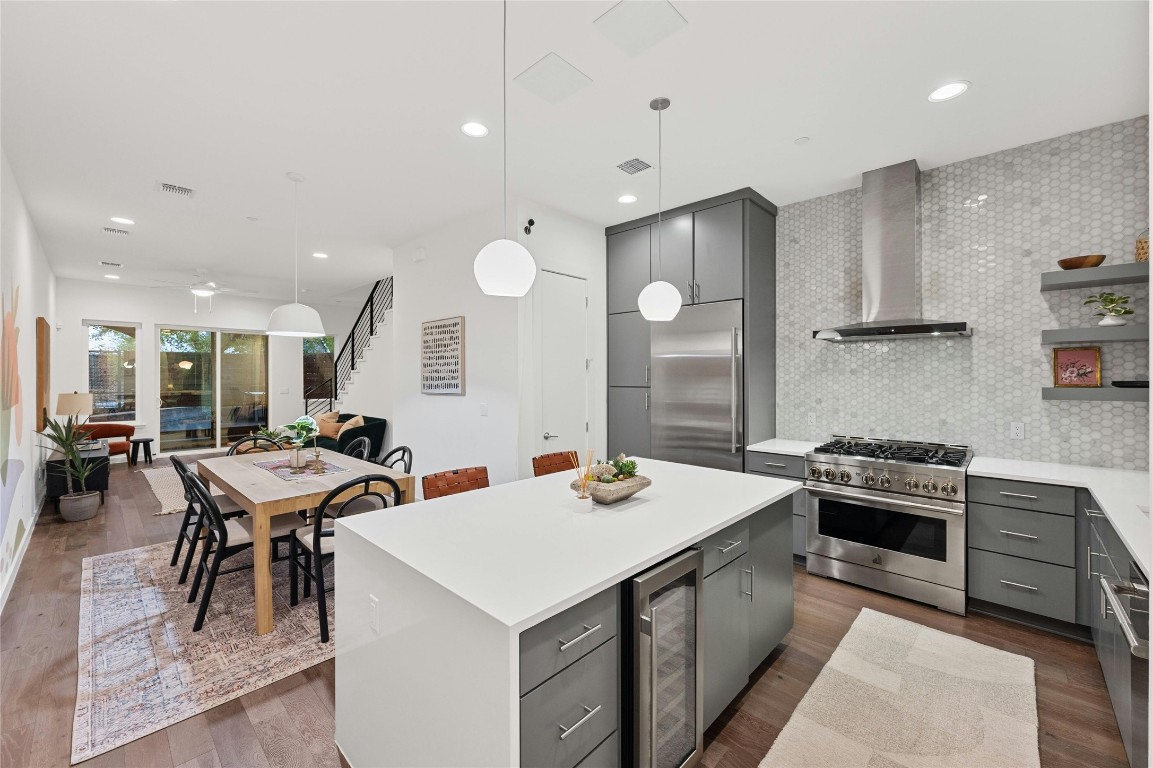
[
  {"xmin": 760, "ymin": 608, "xmax": 1039, "ymax": 768},
  {"xmin": 72, "ymin": 542, "xmax": 334, "ymax": 764},
  {"xmin": 139, "ymin": 466, "xmax": 187, "ymax": 515}
]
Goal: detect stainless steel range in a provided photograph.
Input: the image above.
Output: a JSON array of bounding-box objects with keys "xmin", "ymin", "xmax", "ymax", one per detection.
[{"xmin": 804, "ymin": 436, "xmax": 973, "ymax": 615}]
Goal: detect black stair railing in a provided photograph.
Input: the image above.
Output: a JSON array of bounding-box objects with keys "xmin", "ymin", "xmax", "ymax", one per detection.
[{"xmin": 305, "ymin": 278, "xmax": 392, "ymax": 414}]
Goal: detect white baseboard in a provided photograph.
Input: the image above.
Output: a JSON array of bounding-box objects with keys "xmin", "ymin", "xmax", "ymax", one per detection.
[{"xmin": 0, "ymin": 489, "xmax": 46, "ymax": 613}]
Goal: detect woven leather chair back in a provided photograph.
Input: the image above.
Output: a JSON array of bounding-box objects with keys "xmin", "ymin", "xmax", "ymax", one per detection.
[
  {"xmin": 422, "ymin": 466, "xmax": 489, "ymax": 500},
  {"xmin": 532, "ymin": 451, "xmax": 576, "ymax": 478}
]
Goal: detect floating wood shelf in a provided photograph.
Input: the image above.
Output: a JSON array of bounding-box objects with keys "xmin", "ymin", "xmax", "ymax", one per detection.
[
  {"xmin": 1042, "ymin": 387, "xmax": 1149, "ymax": 402},
  {"xmin": 1040, "ymin": 325, "xmax": 1148, "ymax": 344},
  {"xmin": 1040, "ymin": 262, "xmax": 1149, "ymax": 292}
]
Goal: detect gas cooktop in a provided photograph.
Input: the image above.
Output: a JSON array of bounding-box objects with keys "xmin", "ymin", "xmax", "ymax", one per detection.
[
  {"xmin": 813, "ymin": 436, "xmax": 971, "ymax": 468},
  {"xmin": 805, "ymin": 436, "xmax": 973, "ymax": 502}
]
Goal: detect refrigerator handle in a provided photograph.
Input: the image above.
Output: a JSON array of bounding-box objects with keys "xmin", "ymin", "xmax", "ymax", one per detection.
[{"xmin": 730, "ymin": 327, "xmax": 741, "ymax": 453}]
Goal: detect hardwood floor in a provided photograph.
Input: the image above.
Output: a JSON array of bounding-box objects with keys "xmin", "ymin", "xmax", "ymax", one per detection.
[{"xmin": 1, "ymin": 458, "xmax": 1128, "ymax": 767}]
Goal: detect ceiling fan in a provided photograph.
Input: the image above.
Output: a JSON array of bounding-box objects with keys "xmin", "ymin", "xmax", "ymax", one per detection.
[{"xmin": 151, "ymin": 270, "xmax": 256, "ymax": 312}]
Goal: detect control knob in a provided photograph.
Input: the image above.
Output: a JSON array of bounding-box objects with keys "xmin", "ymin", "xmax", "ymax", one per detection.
[
  {"xmin": 941, "ymin": 481, "xmax": 959, "ymax": 497},
  {"xmin": 862, "ymin": 472, "xmax": 877, "ymax": 486},
  {"xmin": 838, "ymin": 469, "xmax": 853, "ymax": 483},
  {"xmin": 878, "ymin": 475, "xmax": 892, "ymax": 489},
  {"xmin": 904, "ymin": 477, "xmax": 918, "ymax": 491},
  {"xmin": 808, "ymin": 466, "xmax": 824, "ymax": 480},
  {"xmin": 823, "ymin": 468, "xmax": 837, "ymax": 481},
  {"xmin": 922, "ymin": 479, "xmax": 939, "ymax": 493}
]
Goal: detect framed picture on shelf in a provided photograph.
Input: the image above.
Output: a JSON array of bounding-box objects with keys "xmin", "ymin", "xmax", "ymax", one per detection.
[{"xmin": 1052, "ymin": 346, "xmax": 1101, "ymax": 387}]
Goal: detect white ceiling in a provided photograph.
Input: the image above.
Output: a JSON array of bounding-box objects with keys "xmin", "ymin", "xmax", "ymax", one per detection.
[{"xmin": 2, "ymin": 1, "xmax": 1147, "ymax": 303}]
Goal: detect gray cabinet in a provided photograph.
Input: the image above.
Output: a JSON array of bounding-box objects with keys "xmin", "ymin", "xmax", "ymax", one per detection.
[
  {"xmin": 607, "ymin": 226, "xmax": 650, "ymax": 315},
  {"xmin": 703, "ymin": 554, "xmax": 750, "ymax": 728},
  {"xmin": 748, "ymin": 499, "xmax": 794, "ymax": 674},
  {"xmin": 607, "ymin": 312, "xmax": 650, "ymax": 387},
  {"xmin": 1076, "ymin": 489, "xmax": 1096, "ymax": 626},
  {"xmin": 608, "ymin": 387, "xmax": 649, "ymax": 458},
  {"xmin": 745, "ymin": 457, "xmax": 807, "ymax": 558},
  {"xmin": 651, "ymin": 214, "xmax": 694, "ymax": 305},
  {"xmin": 693, "ymin": 202, "xmax": 744, "ymax": 304}
]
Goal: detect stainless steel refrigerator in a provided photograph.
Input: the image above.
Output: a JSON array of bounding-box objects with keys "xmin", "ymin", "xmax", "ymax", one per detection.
[{"xmin": 650, "ymin": 300, "xmax": 743, "ymax": 472}]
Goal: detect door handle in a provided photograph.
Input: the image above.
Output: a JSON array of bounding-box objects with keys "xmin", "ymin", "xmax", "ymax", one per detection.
[
  {"xmin": 543, "ymin": 432, "xmax": 559, "ymax": 440},
  {"xmin": 730, "ymin": 327, "xmax": 739, "ymax": 454}
]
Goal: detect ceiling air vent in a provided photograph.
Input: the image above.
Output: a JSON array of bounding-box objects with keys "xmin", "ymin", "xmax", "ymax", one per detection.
[
  {"xmin": 159, "ymin": 182, "xmax": 196, "ymax": 198},
  {"xmin": 102, "ymin": 227, "xmax": 131, "ymax": 237},
  {"xmin": 617, "ymin": 158, "xmax": 651, "ymax": 175},
  {"xmin": 99, "ymin": 261, "xmax": 122, "ymax": 268}
]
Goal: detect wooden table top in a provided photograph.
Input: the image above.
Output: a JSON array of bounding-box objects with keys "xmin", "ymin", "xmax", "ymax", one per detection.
[{"xmin": 197, "ymin": 448, "xmax": 414, "ymax": 516}]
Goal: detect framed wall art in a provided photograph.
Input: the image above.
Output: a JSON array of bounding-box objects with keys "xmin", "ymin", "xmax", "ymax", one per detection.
[
  {"xmin": 421, "ymin": 316, "xmax": 465, "ymax": 395},
  {"xmin": 1052, "ymin": 346, "xmax": 1101, "ymax": 387}
]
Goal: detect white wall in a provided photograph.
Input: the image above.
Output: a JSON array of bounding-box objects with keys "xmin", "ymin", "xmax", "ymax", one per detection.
[
  {"xmin": 0, "ymin": 150, "xmax": 57, "ymax": 608},
  {"xmin": 336, "ymin": 309, "xmax": 394, "ymax": 435},
  {"xmin": 53, "ymin": 278, "xmax": 362, "ymax": 445}
]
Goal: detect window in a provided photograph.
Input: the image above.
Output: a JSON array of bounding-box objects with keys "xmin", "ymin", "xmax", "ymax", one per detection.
[
  {"xmin": 303, "ymin": 336, "xmax": 335, "ymax": 401},
  {"xmin": 87, "ymin": 324, "xmax": 136, "ymax": 421}
]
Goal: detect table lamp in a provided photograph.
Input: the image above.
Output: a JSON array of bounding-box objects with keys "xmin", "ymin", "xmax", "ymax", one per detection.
[{"xmin": 56, "ymin": 392, "xmax": 94, "ymax": 418}]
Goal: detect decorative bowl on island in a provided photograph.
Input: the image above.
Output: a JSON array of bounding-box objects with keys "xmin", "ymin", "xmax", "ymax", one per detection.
[
  {"xmin": 570, "ymin": 475, "xmax": 652, "ymax": 504},
  {"xmin": 1058, "ymin": 254, "xmax": 1106, "ymax": 270}
]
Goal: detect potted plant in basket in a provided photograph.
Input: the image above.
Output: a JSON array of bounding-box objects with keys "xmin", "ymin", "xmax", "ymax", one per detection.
[
  {"xmin": 1084, "ymin": 292, "xmax": 1136, "ymax": 326},
  {"xmin": 38, "ymin": 415, "xmax": 106, "ymax": 522}
]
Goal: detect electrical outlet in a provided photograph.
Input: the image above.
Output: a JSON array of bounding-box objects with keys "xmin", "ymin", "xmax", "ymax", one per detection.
[
  {"xmin": 807, "ymin": 413, "xmax": 816, "ymax": 427},
  {"xmin": 1010, "ymin": 422, "xmax": 1025, "ymax": 440},
  {"xmin": 368, "ymin": 594, "xmax": 380, "ymax": 635},
  {"xmin": 479, "ymin": 403, "xmax": 488, "ymax": 417}
]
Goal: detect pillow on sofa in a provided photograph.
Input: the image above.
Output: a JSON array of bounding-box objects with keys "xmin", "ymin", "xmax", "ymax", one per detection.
[
  {"xmin": 318, "ymin": 420, "xmax": 342, "ymax": 439},
  {"xmin": 338, "ymin": 415, "xmax": 365, "ymax": 437},
  {"xmin": 317, "ymin": 411, "xmax": 340, "ymax": 422}
]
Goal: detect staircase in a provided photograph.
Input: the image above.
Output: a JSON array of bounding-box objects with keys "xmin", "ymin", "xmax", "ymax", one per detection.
[{"xmin": 304, "ymin": 277, "xmax": 393, "ymax": 417}]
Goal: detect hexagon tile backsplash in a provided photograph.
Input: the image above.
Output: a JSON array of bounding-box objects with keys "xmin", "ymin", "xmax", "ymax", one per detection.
[{"xmin": 777, "ymin": 116, "xmax": 1149, "ymax": 470}]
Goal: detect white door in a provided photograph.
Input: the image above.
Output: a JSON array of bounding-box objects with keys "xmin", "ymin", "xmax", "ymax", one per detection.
[{"xmin": 538, "ymin": 270, "xmax": 589, "ymax": 458}]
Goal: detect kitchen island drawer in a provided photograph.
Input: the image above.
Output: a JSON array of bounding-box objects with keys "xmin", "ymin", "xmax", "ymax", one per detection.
[
  {"xmin": 700, "ymin": 520, "xmax": 750, "ymax": 576},
  {"xmin": 745, "ymin": 451, "xmax": 804, "ymax": 479},
  {"xmin": 520, "ymin": 585, "xmax": 618, "ymax": 696},
  {"xmin": 521, "ymin": 637, "xmax": 618, "ymax": 768},
  {"xmin": 968, "ymin": 476, "xmax": 1075, "ymax": 516},
  {"xmin": 968, "ymin": 549, "xmax": 1076, "ymax": 622},
  {"xmin": 968, "ymin": 503, "xmax": 1075, "ymax": 567},
  {"xmin": 575, "ymin": 731, "xmax": 619, "ymax": 768}
]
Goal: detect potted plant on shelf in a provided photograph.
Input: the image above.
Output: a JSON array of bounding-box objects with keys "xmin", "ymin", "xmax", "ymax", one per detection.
[
  {"xmin": 38, "ymin": 415, "xmax": 105, "ymax": 522},
  {"xmin": 1084, "ymin": 292, "xmax": 1136, "ymax": 326}
]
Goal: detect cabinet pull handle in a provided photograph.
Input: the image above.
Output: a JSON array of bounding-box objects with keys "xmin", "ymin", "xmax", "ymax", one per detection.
[
  {"xmin": 1088, "ymin": 546, "xmax": 1103, "ymax": 581},
  {"xmin": 694, "ymin": 281, "xmax": 701, "ymax": 302},
  {"xmin": 558, "ymin": 624, "xmax": 602, "ymax": 652},
  {"xmin": 645, "ymin": 391, "xmax": 650, "ymax": 410},
  {"xmin": 558, "ymin": 704, "xmax": 602, "ymax": 741},
  {"xmin": 717, "ymin": 540, "xmax": 742, "ymax": 554},
  {"xmin": 764, "ymin": 462, "xmax": 787, "ymax": 468},
  {"xmin": 1085, "ymin": 509, "xmax": 1106, "ymax": 518},
  {"xmin": 1000, "ymin": 579, "xmax": 1038, "ymax": 591},
  {"xmin": 687, "ymin": 281, "xmax": 694, "ymax": 303},
  {"xmin": 999, "ymin": 492, "xmax": 1038, "ymax": 500},
  {"xmin": 645, "ymin": 364, "xmax": 650, "ymax": 384},
  {"xmin": 999, "ymin": 530, "xmax": 1038, "ymax": 540},
  {"xmin": 743, "ymin": 566, "xmax": 754, "ymax": 599}
]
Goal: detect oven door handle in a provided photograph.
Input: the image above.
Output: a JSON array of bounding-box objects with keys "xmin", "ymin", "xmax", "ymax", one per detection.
[{"xmin": 808, "ymin": 486, "xmax": 965, "ymax": 516}]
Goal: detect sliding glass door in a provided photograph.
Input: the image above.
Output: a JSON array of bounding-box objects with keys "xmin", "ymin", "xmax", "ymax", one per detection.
[{"xmin": 158, "ymin": 328, "xmax": 269, "ymax": 453}]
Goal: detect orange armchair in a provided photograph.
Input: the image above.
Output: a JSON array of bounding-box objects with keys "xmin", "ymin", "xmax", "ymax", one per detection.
[{"xmin": 79, "ymin": 422, "xmax": 135, "ymax": 457}]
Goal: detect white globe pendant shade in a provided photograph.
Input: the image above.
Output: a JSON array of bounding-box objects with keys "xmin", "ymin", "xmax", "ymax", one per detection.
[
  {"xmin": 638, "ymin": 280, "xmax": 682, "ymax": 321},
  {"xmin": 474, "ymin": 238, "xmax": 537, "ymax": 297},
  {"xmin": 267, "ymin": 302, "xmax": 326, "ymax": 337}
]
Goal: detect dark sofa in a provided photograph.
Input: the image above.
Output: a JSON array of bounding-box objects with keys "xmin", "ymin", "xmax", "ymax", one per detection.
[{"xmin": 316, "ymin": 414, "xmax": 387, "ymax": 460}]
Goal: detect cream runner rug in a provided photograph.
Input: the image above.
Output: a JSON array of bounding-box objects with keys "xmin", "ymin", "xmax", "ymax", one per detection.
[
  {"xmin": 72, "ymin": 542, "xmax": 334, "ymax": 764},
  {"xmin": 761, "ymin": 608, "xmax": 1039, "ymax": 768},
  {"xmin": 139, "ymin": 466, "xmax": 187, "ymax": 515}
]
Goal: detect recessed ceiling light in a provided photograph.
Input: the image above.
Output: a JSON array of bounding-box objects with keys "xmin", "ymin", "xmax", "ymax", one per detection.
[
  {"xmin": 104, "ymin": 274, "xmax": 120, "ymax": 279},
  {"xmin": 794, "ymin": 136, "xmax": 810, "ymax": 145},
  {"xmin": 110, "ymin": 216, "xmax": 134, "ymax": 225},
  {"xmin": 312, "ymin": 252, "xmax": 329, "ymax": 259},
  {"xmin": 928, "ymin": 81, "xmax": 970, "ymax": 102},
  {"xmin": 618, "ymin": 194, "xmax": 638, "ymax": 204},
  {"xmin": 461, "ymin": 122, "xmax": 489, "ymax": 138}
]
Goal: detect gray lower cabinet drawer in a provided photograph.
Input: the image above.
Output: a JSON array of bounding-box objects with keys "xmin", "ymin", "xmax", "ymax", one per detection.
[
  {"xmin": 968, "ymin": 476, "xmax": 1075, "ymax": 516},
  {"xmin": 967, "ymin": 503, "xmax": 1074, "ymax": 567},
  {"xmin": 520, "ymin": 585, "xmax": 619, "ymax": 696},
  {"xmin": 792, "ymin": 514, "xmax": 806, "ymax": 557},
  {"xmin": 745, "ymin": 451, "xmax": 804, "ymax": 479},
  {"xmin": 575, "ymin": 731, "xmax": 619, "ymax": 768},
  {"xmin": 700, "ymin": 520, "xmax": 750, "ymax": 576},
  {"xmin": 968, "ymin": 549, "xmax": 1076, "ymax": 622},
  {"xmin": 521, "ymin": 637, "xmax": 618, "ymax": 768}
]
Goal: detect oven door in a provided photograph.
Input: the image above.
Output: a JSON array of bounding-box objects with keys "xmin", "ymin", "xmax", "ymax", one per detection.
[{"xmin": 806, "ymin": 486, "xmax": 965, "ymax": 590}]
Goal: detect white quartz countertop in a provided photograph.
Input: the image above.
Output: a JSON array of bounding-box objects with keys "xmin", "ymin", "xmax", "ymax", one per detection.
[
  {"xmin": 969, "ymin": 456, "xmax": 1150, "ymax": 576},
  {"xmin": 338, "ymin": 458, "xmax": 799, "ymax": 632},
  {"xmin": 746, "ymin": 439, "xmax": 820, "ymax": 456}
]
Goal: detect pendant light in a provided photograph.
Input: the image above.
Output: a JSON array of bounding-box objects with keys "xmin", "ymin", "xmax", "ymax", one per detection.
[
  {"xmin": 473, "ymin": 0, "xmax": 537, "ymax": 297},
  {"xmin": 638, "ymin": 97, "xmax": 681, "ymax": 321},
  {"xmin": 267, "ymin": 173, "xmax": 326, "ymax": 337}
]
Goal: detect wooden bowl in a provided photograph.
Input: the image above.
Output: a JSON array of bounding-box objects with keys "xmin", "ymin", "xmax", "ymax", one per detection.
[
  {"xmin": 1058, "ymin": 254, "xmax": 1106, "ymax": 270},
  {"xmin": 570, "ymin": 475, "xmax": 651, "ymax": 504}
]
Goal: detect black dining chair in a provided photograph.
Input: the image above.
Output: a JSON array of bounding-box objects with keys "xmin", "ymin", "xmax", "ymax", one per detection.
[
  {"xmin": 170, "ymin": 455, "xmax": 246, "ymax": 584},
  {"xmin": 290, "ymin": 474, "xmax": 403, "ymax": 642},
  {"xmin": 227, "ymin": 435, "xmax": 283, "ymax": 455},
  {"xmin": 185, "ymin": 473, "xmax": 299, "ymax": 632},
  {"xmin": 378, "ymin": 445, "xmax": 413, "ymax": 474},
  {"xmin": 342, "ymin": 436, "xmax": 372, "ymax": 461}
]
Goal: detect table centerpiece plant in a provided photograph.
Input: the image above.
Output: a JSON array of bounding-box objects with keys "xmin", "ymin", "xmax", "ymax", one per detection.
[
  {"xmin": 278, "ymin": 415, "xmax": 319, "ymax": 473},
  {"xmin": 38, "ymin": 415, "xmax": 106, "ymax": 521},
  {"xmin": 569, "ymin": 452, "xmax": 651, "ymax": 504}
]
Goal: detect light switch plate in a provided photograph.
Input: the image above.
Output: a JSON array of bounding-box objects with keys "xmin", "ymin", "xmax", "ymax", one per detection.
[
  {"xmin": 279, "ymin": 387, "xmax": 290, "ymax": 395},
  {"xmin": 368, "ymin": 594, "xmax": 380, "ymax": 634},
  {"xmin": 480, "ymin": 403, "xmax": 488, "ymax": 416}
]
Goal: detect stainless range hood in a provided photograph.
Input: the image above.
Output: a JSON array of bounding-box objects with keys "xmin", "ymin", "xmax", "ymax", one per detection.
[{"xmin": 813, "ymin": 160, "xmax": 972, "ymax": 342}]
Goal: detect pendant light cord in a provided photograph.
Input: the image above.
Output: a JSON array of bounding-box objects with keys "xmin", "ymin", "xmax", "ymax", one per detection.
[
  {"xmin": 502, "ymin": 0, "xmax": 508, "ymax": 239},
  {"xmin": 656, "ymin": 104, "xmax": 663, "ymax": 279},
  {"xmin": 293, "ymin": 179, "xmax": 300, "ymax": 304}
]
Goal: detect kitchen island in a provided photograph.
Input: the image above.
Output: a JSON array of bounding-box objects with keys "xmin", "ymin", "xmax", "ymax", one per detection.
[{"xmin": 334, "ymin": 458, "xmax": 799, "ymax": 767}]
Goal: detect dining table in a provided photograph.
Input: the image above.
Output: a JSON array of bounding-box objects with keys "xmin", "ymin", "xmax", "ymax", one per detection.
[{"xmin": 197, "ymin": 447, "xmax": 416, "ymax": 635}]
